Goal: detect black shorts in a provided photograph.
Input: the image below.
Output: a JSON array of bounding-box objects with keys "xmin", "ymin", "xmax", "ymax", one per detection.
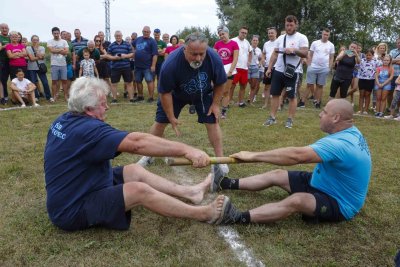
[
  {"xmin": 58, "ymin": 166, "xmax": 131, "ymax": 231},
  {"xmin": 358, "ymin": 79, "xmax": 375, "ymax": 92},
  {"xmin": 97, "ymin": 61, "xmax": 111, "ymax": 79},
  {"xmin": 270, "ymin": 70, "xmax": 298, "ymax": 99},
  {"xmin": 111, "ymin": 67, "xmax": 133, "ymax": 84},
  {"xmin": 288, "ymin": 171, "xmax": 346, "ymax": 223},
  {"xmin": 155, "ymin": 61, "xmax": 163, "ymax": 76},
  {"xmin": 263, "ymin": 68, "xmax": 274, "ymax": 85}
]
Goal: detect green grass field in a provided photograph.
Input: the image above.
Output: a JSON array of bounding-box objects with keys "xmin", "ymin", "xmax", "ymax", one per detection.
[{"xmin": 0, "ymin": 83, "xmax": 399, "ymax": 266}]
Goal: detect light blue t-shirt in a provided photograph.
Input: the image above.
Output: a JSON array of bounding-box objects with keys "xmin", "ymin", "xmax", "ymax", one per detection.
[
  {"xmin": 309, "ymin": 126, "xmax": 371, "ymax": 220},
  {"xmin": 389, "ymin": 48, "xmax": 400, "ymax": 76}
]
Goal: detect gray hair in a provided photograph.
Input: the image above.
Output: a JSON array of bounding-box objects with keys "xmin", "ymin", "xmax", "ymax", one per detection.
[
  {"xmin": 184, "ymin": 32, "xmax": 208, "ymax": 46},
  {"xmin": 68, "ymin": 77, "xmax": 110, "ymax": 113},
  {"xmin": 87, "ymin": 40, "xmax": 95, "ymax": 46},
  {"xmin": 217, "ymin": 26, "xmax": 229, "ymax": 34}
]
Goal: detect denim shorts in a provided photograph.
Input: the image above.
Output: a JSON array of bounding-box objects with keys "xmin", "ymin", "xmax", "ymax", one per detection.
[
  {"xmin": 135, "ymin": 67, "xmax": 154, "ymax": 83},
  {"xmin": 51, "ymin": 65, "xmax": 67, "ymax": 81}
]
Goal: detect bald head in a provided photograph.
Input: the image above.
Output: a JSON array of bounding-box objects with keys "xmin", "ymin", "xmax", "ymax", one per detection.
[
  {"xmin": 328, "ymin": 99, "xmax": 354, "ymax": 121},
  {"xmin": 319, "ymin": 99, "xmax": 353, "ymax": 134}
]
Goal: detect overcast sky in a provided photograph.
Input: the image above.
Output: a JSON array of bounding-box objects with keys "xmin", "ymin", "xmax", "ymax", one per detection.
[{"xmin": 2, "ymin": 0, "xmax": 221, "ymax": 42}]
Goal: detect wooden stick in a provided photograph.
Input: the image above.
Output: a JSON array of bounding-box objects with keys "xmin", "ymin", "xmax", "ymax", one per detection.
[{"xmin": 165, "ymin": 156, "xmax": 251, "ymax": 166}]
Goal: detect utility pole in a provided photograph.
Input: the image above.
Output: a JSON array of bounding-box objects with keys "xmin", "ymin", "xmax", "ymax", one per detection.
[{"xmin": 104, "ymin": 0, "xmax": 111, "ymax": 41}]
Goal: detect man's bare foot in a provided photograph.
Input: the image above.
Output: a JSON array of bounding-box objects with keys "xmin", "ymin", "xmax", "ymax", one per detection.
[
  {"xmin": 189, "ymin": 173, "xmax": 212, "ymax": 205},
  {"xmin": 206, "ymin": 195, "xmax": 228, "ymax": 224}
]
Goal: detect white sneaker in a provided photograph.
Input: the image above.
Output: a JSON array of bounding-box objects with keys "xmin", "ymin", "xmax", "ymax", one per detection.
[
  {"xmin": 394, "ymin": 116, "xmax": 400, "ymax": 121},
  {"xmin": 137, "ymin": 156, "xmax": 154, "ymax": 167},
  {"xmin": 21, "ymin": 104, "xmax": 26, "ymax": 108},
  {"xmin": 384, "ymin": 115, "xmax": 393, "ymax": 119},
  {"xmin": 34, "ymin": 103, "xmax": 40, "ymax": 107},
  {"xmin": 49, "ymin": 98, "xmax": 55, "ymax": 103}
]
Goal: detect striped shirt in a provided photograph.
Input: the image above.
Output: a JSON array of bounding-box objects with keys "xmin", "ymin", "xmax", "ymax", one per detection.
[{"xmin": 107, "ymin": 41, "xmax": 133, "ymax": 69}]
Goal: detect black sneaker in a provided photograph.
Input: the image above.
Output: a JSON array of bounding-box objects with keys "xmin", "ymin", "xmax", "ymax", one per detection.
[
  {"xmin": 129, "ymin": 99, "xmax": 134, "ymax": 103},
  {"xmin": 111, "ymin": 99, "xmax": 118, "ymax": 104},
  {"xmin": 315, "ymin": 102, "xmax": 321, "ymax": 109},
  {"xmin": 189, "ymin": 104, "xmax": 196, "ymax": 114},
  {"xmin": 147, "ymin": 97, "xmax": 154, "ymax": 103},
  {"xmin": 238, "ymin": 102, "xmax": 246, "ymax": 108},
  {"xmin": 216, "ymin": 197, "xmax": 243, "ymax": 225},
  {"xmin": 0, "ymin": 98, "xmax": 6, "ymax": 105},
  {"xmin": 263, "ymin": 116, "xmax": 276, "ymax": 126},
  {"xmin": 133, "ymin": 96, "xmax": 144, "ymax": 102},
  {"xmin": 123, "ymin": 91, "xmax": 128, "ymax": 98},
  {"xmin": 297, "ymin": 101, "xmax": 305, "ymax": 108}
]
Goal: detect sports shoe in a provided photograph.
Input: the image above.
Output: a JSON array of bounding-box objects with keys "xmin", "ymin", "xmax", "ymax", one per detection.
[
  {"xmin": 356, "ymin": 111, "xmax": 362, "ymax": 114},
  {"xmin": 315, "ymin": 102, "xmax": 321, "ymax": 109},
  {"xmin": 362, "ymin": 111, "xmax": 368, "ymax": 115},
  {"xmin": 111, "ymin": 99, "xmax": 118, "ymax": 104},
  {"xmin": 210, "ymin": 165, "xmax": 225, "ymax": 193},
  {"xmin": 147, "ymin": 97, "xmax": 154, "ymax": 103},
  {"xmin": 49, "ymin": 98, "xmax": 55, "ymax": 103},
  {"xmin": 21, "ymin": 103, "xmax": 26, "ymax": 108},
  {"xmin": 34, "ymin": 103, "xmax": 40, "ymax": 107},
  {"xmin": 129, "ymin": 99, "xmax": 134, "ymax": 103},
  {"xmin": 394, "ymin": 116, "xmax": 400, "ymax": 121},
  {"xmin": 221, "ymin": 109, "xmax": 227, "ymax": 119},
  {"xmin": 238, "ymin": 102, "xmax": 246, "ymax": 108},
  {"xmin": 285, "ymin": 118, "xmax": 293, "ymax": 128},
  {"xmin": 263, "ymin": 116, "xmax": 276, "ymax": 126},
  {"xmin": 0, "ymin": 98, "xmax": 6, "ymax": 105},
  {"xmin": 219, "ymin": 164, "xmax": 229, "ymax": 175},
  {"xmin": 297, "ymin": 101, "xmax": 305, "ymax": 108},
  {"xmin": 384, "ymin": 115, "xmax": 394, "ymax": 119},
  {"xmin": 215, "ymin": 197, "xmax": 243, "ymax": 225},
  {"xmin": 123, "ymin": 91, "xmax": 128, "ymax": 98},
  {"xmin": 189, "ymin": 104, "xmax": 196, "ymax": 114},
  {"xmin": 137, "ymin": 156, "xmax": 154, "ymax": 167},
  {"xmin": 133, "ymin": 96, "xmax": 144, "ymax": 102}
]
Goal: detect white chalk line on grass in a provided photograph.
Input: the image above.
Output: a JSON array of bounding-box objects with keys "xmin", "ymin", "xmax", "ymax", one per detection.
[{"xmin": 171, "ymin": 166, "xmax": 265, "ymax": 267}]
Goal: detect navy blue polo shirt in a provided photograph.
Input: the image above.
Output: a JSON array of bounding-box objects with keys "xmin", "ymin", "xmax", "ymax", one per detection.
[
  {"xmin": 132, "ymin": 36, "xmax": 158, "ymax": 69},
  {"xmin": 158, "ymin": 46, "xmax": 227, "ymax": 101},
  {"xmin": 71, "ymin": 37, "xmax": 89, "ymax": 58},
  {"xmin": 107, "ymin": 40, "xmax": 133, "ymax": 69},
  {"xmin": 44, "ymin": 112, "xmax": 128, "ymax": 227}
]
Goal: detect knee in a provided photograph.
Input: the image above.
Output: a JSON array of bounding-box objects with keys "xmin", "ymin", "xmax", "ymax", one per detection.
[
  {"xmin": 124, "ymin": 181, "xmax": 153, "ymax": 199},
  {"xmin": 125, "ymin": 163, "xmax": 145, "ymax": 180}
]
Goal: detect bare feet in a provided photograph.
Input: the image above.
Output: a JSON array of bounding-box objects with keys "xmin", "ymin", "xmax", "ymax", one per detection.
[
  {"xmin": 206, "ymin": 195, "xmax": 227, "ymax": 224},
  {"xmin": 189, "ymin": 173, "xmax": 212, "ymax": 205}
]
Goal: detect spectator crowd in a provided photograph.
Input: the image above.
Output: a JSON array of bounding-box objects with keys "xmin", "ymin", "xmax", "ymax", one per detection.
[{"xmin": 0, "ymin": 18, "xmax": 400, "ymax": 124}]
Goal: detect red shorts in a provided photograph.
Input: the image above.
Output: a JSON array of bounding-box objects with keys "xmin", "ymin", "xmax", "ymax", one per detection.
[{"xmin": 233, "ymin": 68, "xmax": 248, "ymax": 85}]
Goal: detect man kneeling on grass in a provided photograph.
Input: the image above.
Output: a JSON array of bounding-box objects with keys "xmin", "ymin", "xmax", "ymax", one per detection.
[
  {"xmin": 211, "ymin": 99, "xmax": 372, "ymax": 225},
  {"xmin": 44, "ymin": 77, "xmax": 227, "ymax": 231}
]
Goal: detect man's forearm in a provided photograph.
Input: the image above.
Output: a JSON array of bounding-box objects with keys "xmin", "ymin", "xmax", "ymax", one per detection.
[{"xmin": 244, "ymin": 147, "xmax": 320, "ymax": 166}]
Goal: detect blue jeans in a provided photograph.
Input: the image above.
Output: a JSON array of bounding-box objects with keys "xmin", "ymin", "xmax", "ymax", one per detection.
[{"xmin": 28, "ymin": 70, "xmax": 52, "ymax": 100}]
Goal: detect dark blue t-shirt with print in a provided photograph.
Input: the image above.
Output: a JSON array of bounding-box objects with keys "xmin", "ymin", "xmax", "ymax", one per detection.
[
  {"xmin": 132, "ymin": 36, "xmax": 158, "ymax": 69},
  {"xmin": 44, "ymin": 112, "xmax": 128, "ymax": 227},
  {"xmin": 158, "ymin": 46, "xmax": 227, "ymax": 101}
]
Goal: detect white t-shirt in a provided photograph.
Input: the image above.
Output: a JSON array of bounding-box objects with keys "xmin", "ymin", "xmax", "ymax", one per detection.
[
  {"xmin": 47, "ymin": 39, "xmax": 68, "ymax": 66},
  {"xmin": 273, "ymin": 32, "xmax": 309, "ymax": 73},
  {"xmin": 310, "ymin": 39, "xmax": 335, "ymax": 69},
  {"xmin": 249, "ymin": 47, "xmax": 262, "ymax": 66},
  {"xmin": 262, "ymin": 40, "xmax": 277, "ymax": 67},
  {"xmin": 12, "ymin": 78, "xmax": 31, "ymax": 94},
  {"xmin": 232, "ymin": 37, "xmax": 251, "ymax": 70}
]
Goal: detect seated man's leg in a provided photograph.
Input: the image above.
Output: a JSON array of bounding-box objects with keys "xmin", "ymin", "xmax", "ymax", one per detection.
[{"xmin": 123, "ymin": 164, "xmax": 211, "ymax": 204}]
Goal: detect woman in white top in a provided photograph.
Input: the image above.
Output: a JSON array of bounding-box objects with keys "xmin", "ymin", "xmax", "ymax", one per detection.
[{"xmin": 248, "ymin": 35, "xmax": 263, "ymax": 104}]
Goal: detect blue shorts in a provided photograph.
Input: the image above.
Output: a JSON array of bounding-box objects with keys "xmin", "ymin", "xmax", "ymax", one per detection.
[
  {"xmin": 135, "ymin": 67, "xmax": 154, "ymax": 83},
  {"xmin": 51, "ymin": 65, "xmax": 67, "ymax": 81},
  {"xmin": 248, "ymin": 65, "xmax": 259, "ymax": 79},
  {"xmin": 67, "ymin": 64, "xmax": 74, "ymax": 80},
  {"xmin": 58, "ymin": 166, "xmax": 131, "ymax": 231},
  {"xmin": 288, "ymin": 171, "xmax": 346, "ymax": 223},
  {"xmin": 155, "ymin": 93, "xmax": 216, "ymax": 124}
]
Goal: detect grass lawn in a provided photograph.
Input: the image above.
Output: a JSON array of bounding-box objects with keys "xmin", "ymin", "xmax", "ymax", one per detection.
[{"xmin": 0, "ymin": 81, "xmax": 399, "ymax": 266}]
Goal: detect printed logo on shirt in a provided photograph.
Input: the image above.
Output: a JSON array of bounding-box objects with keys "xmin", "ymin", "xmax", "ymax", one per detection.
[
  {"xmin": 50, "ymin": 122, "xmax": 66, "ymax": 140},
  {"xmin": 358, "ymin": 135, "xmax": 370, "ymax": 156},
  {"xmin": 182, "ymin": 72, "xmax": 208, "ymax": 95}
]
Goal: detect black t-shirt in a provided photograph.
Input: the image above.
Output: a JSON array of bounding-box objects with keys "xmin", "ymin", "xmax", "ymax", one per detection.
[{"xmin": 336, "ymin": 55, "xmax": 356, "ymax": 80}]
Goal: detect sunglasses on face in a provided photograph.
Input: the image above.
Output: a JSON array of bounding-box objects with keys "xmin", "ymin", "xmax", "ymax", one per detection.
[{"xmin": 95, "ymin": 40, "xmax": 101, "ymax": 42}]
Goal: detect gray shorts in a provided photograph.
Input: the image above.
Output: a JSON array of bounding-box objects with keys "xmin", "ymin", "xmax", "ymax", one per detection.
[
  {"xmin": 390, "ymin": 90, "xmax": 400, "ymax": 110},
  {"xmin": 51, "ymin": 65, "xmax": 67, "ymax": 81},
  {"xmin": 306, "ymin": 66, "xmax": 330, "ymax": 86}
]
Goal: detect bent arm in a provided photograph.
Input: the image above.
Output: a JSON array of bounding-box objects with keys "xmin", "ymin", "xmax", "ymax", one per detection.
[{"xmin": 231, "ymin": 146, "xmax": 322, "ymax": 166}]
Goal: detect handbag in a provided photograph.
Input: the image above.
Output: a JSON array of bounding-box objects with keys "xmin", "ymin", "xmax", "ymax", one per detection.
[
  {"xmin": 31, "ymin": 46, "xmax": 47, "ymax": 74},
  {"xmin": 282, "ymin": 35, "xmax": 301, "ymax": 78}
]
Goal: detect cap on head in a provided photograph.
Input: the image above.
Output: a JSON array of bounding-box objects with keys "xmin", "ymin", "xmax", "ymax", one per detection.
[{"xmin": 154, "ymin": 28, "xmax": 161, "ymax": 33}]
